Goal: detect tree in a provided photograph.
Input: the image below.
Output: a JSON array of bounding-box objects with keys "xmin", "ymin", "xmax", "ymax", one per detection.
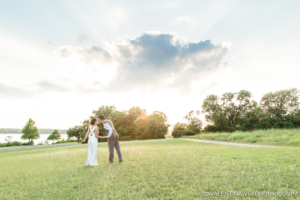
[
  {"xmin": 212, "ymin": 113, "xmax": 232, "ymax": 132},
  {"xmin": 79, "ymin": 119, "xmax": 93, "ymax": 143},
  {"xmin": 133, "ymin": 113, "xmax": 148, "ymax": 139},
  {"xmin": 145, "ymin": 111, "xmax": 169, "ymax": 139},
  {"xmin": 202, "ymin": 94, "xmax": 222, "ymax": 123},
  {"xmin": 92, "ymin": 105, "xmax": 117, "ymax": 118},
  {"xmin": 260, "ymin": 88, "xmax": 300, "ymax": 118},
  {"xmin": 67, "ymin": 126, "xmax": 83, "ymax": 143},
  {"xmin": 220, "ymin": 90, "xmax": 252, "ymax": 127},
  {"xmin": 21, "ymin": 118, "xmax": 40, "ymax": 144},
  {"xmin": 184, "ymin": 110, "xmax": 203, "ymax": 134},
  {"xmin": 172, "ymin": 123, "xmax": 187, "ymax": 138},
  {"xmin": 47, "ymin": 130, "xmax": 61, "ymax": 144},
  {"xmin": 109, "ymin": 110, "xmax": 132, "ymax": 140},
  {"xmin": 5, "ymin": 136, "xmax": 12, "ymax": 143}
]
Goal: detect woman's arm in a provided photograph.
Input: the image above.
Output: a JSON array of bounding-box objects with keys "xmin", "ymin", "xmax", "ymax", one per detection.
[
  {"xmin": 95, "ymin": 127, "xmax": 104, "ymax": 139},
  {"xmin": 82, "ymin": 127, "xmax": 90, "ymax": 142}
]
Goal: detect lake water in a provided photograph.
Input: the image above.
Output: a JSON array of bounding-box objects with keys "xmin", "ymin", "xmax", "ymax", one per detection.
[{"xmin": 0, "ymin": 133, "xmax": 72, "ymax": 145}]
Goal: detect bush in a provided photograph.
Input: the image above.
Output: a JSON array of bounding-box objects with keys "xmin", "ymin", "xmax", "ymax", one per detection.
[
  {"xmin": 248, "ymin": 138, "xmax": 258, "ymax": 143},
  {"xmin": 228, "ymin": 134, "xmax": 247, "ymax": 140},
  {"xmin": 0, "ymin": 141, "xmax": 27, "ymax": 147},
  {"xmin": 203, "ymin": 125, "xmax": 217, "ymax": 133},
  {"xmin": 172, "ymin": 127, "xmax": 186, "ymax": 138},
  {"xmin": 184, "ymin": 130, "xmax": 196, "ymax": 136},
  {"xmin": 12, "ymin": 141, "xmax": 22, "ymax": 146},
  {"xmin": 120, "ymin": 136, "xmax": 134, "ymax": 141}
]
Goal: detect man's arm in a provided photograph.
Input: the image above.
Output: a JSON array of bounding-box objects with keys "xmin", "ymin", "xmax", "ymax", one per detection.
[{"xmin": 104, "ymin": 123, "xmax": 113, "ymax": 138}]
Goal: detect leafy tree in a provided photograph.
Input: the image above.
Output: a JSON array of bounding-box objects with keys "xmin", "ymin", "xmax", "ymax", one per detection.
[
  {"xmin": 184, "ymin": 110, "xmax": 203, "ymax": 134},
  {"xmin": 220, "ymin": 90, "xmax": 252, "ymax": 127},
  {"xmin": 172, "ymin": 123, "xmax": 187, "ymax": 138},
  {"xmin": 144, "ymin": 111, "xmax": 169, "ymax": 139},
  {"xmin": 260, "ymin": 88, "xmax": 300, "ymax": 118},
  {"xmin": 109, "ymin": 110, "xmax": 133, "ymax": 140},
  {"xmin": 133, "ymin": 113, "xmax": 148, "ymax": 139},
  {"xmin": 21, "ymin": 118, "xmax": 40, "ymax": 144},
  {"xmin": 202, "ymin": 94, "xmax": 221, "ymax": 123},
  {"xmin": 127, "ymin": 106, "xmax": 146, "ymax": 121},
  {"xmin": 67, "ymin": 126, "xmax": 84, "ymax": 143},
  {"xmin": 47, "ymin": 130, "xmax": 61, "ymax": 143},
  {"xmin": 92, "ymin": 105, "xmax": 117, "ymax": 118},
  {"xmin": 212, "ymin": 113, "xmax": 232, "ymax": 132}
]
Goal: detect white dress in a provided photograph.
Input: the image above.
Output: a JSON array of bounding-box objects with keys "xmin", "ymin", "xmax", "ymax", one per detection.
[{"xmin": 85, "ymin": 125, "xmax": 99, "ymax": 166}]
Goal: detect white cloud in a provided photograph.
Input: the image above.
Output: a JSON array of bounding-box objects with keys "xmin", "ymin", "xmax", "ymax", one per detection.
[
  {"xmin": 172, "ymin": 16, "xmax": 192, "ymax": 24},
  {"xmin": 55, "ymin": 32, "xmax": 230, "ymax": 94},
  {"xmin": 170, "ymin": 16, "xmax": 196, "ymax": 26}
]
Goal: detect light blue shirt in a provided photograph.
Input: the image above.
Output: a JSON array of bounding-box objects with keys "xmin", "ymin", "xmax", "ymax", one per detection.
[{"xmin": 103, "ymin": 120, "xmax": 113, "ymax": 138}]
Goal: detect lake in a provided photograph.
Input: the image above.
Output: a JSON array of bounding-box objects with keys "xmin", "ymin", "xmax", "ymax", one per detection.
[{"xmin": 0, "ymin": 133, "xmax": 72, "ymax": 145}]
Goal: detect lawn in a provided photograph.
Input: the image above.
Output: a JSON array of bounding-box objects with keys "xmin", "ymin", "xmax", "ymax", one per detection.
[
  {"xmin": 0, "ymin": 139, "xmax": 299, "ymax": 199},
  {"xmin": 187, "ymin": 128, "xmax": 300, "ymax": 147}
]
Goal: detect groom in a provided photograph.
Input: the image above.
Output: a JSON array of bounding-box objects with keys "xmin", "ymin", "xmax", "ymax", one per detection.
[{"xmin": 97, "ymin": 115, "xmax": 123, "ymax": 163}]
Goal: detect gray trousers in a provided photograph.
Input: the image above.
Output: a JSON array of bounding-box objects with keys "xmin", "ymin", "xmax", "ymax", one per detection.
[{"xmin": 108, "ymin": 133, "xmax": 122, "ymax": 163}]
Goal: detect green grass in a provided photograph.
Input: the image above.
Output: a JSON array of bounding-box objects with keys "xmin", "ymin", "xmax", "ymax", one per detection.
[
  {"xmin": 187, "ymin": 128, "xmax": 300, "ymax": 147},
  {"xmin": 0, "ymin": 139, "xmax": 299, "ymax": 199}
]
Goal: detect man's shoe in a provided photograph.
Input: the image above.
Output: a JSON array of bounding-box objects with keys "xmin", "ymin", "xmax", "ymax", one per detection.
[{"xmin": 119, "ymin": 160, "xmax": 123, "ymax": 162}]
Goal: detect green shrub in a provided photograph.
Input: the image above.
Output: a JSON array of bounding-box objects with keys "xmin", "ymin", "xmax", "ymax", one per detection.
[
  {"xmin": 184, "ymin": 130, "xmax": 196, "ymax": 136},
  {"xmin": 248, "ymin": 138, "xmax": 258, "ymax": 143},
  {"xmin": 229, "ymin": 134, "xmax": 247, "ymax": 140},
  {"xmin": 289, "ymin": 139, "xmax": 300, "ymax": 145}
]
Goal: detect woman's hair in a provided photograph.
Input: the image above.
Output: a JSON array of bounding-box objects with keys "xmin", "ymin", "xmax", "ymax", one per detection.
[{"xmin": 90, "ymin": 117, "xmax": 97, "ymax": 125}]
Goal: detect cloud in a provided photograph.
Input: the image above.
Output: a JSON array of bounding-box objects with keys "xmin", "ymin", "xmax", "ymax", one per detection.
[
  {"xmin": 37, "ymin": 80, "xmax": 68, "ymax": 92},
  {"xmin": 0, "ymin": 82, "xmax": 33, "ymax": 99},
  {"xmin": 55, "ymin": 45, "xmax": 112, "ymax": 67},
  {"xmin": 55, "ymin": 32, "xmax": 230, "ymax": 94},
  {"xmin": 0, "ymin": 80, "xmax": 69, "ymax": 99},
  {"xmin": 77, "ymin": 35, "xmax": 88, "ymax": 45},
  {"xmin": 170, "ymin": 16, "xmax": 193, "ymax": 25}
]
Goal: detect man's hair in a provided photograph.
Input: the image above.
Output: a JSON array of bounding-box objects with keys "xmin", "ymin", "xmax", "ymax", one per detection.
[{"xmin": 98, "ymin": 115, "xmax": 105, "ymax": 120}]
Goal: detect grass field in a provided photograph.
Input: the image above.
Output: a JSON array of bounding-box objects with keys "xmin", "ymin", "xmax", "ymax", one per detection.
[
  {"xmin": 0, "ymin": 139, "xmax": 299, "ymax": 199},
  {"xmin": 187, "ymin": 128, "xmax": 300, "ymax": 147}
]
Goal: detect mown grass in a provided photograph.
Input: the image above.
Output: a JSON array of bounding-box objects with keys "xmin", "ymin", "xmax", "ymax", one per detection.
[
  {"xmin": 0, "ymin": 139, "xmax": 299, "ymax": 199},
  {"xmin": 187, "ymin": 128, "xmax": 300, "ymax": 147}
]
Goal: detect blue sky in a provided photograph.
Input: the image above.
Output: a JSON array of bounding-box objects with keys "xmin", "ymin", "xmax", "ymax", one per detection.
[{"xmin": 1, "ymin": 0, "xmax": 300, "ymax": 129}]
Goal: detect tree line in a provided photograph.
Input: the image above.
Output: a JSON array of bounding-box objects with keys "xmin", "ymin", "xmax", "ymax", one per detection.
[
  {"xmin": 67, "ymin": 106, "xmax": 169, "ymax": 143},
  {"xmin": 172, "ymin": 88, "xmax": 300, "ymax": 137},
  {"xmin": 0, "ymin": 128, "xmax": 67, "ymax": 134}
]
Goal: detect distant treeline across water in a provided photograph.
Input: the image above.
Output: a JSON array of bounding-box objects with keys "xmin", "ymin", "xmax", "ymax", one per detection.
[{"xmin": 0, "ymin": 128, "xmax": 67, "ymax": 134}]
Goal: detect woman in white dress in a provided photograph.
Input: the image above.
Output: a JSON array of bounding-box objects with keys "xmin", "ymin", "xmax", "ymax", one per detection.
[{"xmin": 81, "ymin": 118, "xmax": 104, "ymax": 166}]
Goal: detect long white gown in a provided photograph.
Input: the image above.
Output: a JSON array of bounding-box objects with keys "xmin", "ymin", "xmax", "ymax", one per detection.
[{"xmin": 85, "ymin": 125, "xmax": 99, "ymax": 166}]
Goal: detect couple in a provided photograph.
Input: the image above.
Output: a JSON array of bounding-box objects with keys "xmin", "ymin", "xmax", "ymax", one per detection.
[{"xmin": 81, "ymin": 114, "xmax": 123, "ymax": 166}]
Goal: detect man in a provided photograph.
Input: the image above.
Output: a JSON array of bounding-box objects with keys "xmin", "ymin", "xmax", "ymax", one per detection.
[{"xmin": 97, "ymin": 114, "xmax": 123, "ymax": 163}]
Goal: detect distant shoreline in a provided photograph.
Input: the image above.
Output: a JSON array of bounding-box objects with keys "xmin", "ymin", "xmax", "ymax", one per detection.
[
  {"xmin": 0, "ymin": 133, "xmax": 68, "ymax": 134},
  {"xmin": 0, "ymin": 128, "xmax": 67, "ymax": 134}
]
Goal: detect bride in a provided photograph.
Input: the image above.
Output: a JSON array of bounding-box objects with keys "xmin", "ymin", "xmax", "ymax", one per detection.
[{"xmin": 81, "ymin": 117, "xmax": 104, "ymax": 166}]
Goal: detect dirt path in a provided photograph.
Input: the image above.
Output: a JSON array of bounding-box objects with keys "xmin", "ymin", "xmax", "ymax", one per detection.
[{"xmin": 180, "ymin": 138, "xmax": 292, "ymax": 148}]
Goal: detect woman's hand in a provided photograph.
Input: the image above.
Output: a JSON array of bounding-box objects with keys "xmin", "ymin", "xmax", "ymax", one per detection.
[{"xmin": 81, "ymin": 139, "xmax": 85, "ymax": 143}]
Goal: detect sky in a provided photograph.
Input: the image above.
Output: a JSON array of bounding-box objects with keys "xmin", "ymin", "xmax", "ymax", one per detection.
[{"xmin": 0, "ymin": 0, "xmax": 300, "ymax": 129}]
